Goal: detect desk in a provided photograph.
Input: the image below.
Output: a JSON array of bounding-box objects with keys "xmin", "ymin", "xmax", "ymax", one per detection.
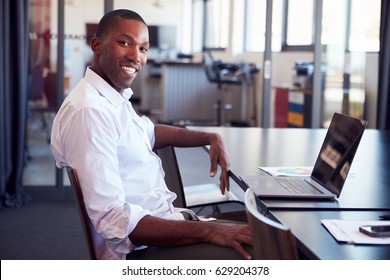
[
  {"xmin": 187, "ymin": 126, "xmax": 390, "ymax": 260},
  {"xmin": 187, "ymin": 126, "xmax": 390, "ymax": 210},
  {"xmin": 270, "ymin": 210, "xmax": 390, "ymax": 260}
]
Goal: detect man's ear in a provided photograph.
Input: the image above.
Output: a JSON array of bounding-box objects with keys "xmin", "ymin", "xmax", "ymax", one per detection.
[{"xmin": 90, "ymin": 37, "xmax": 102, "ymax": 54}]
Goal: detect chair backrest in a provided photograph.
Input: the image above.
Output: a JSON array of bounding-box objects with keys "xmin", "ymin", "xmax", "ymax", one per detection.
[
  {"xmin": 66, "ymin": 166, "xmax": 105, "ymax": 260},
  {"xmin": 244, "ymin": 188, "xmax": 299, "ymax": 260},
  {"xmin": 203, "ymin": 51, "xmax": 218, "ymax": 83},
  {"xmin": 154, "ymin": 145, "xmax": 187, "ymax": 208}
]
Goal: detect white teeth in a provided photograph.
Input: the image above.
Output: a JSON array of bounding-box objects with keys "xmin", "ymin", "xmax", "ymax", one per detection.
[{"xmin": 122, "ymin": 66, "xmax": 136, "ymax": 74}]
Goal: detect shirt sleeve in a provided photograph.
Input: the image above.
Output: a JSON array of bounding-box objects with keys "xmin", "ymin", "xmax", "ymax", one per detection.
[{"xmin": 58, "ymin": 106, "xmax": 151, "ymax": 254}]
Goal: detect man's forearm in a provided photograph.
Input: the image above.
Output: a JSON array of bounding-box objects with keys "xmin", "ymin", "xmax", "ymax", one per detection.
[
  {"xmin": 129, "ymin": 215, "xmax": 211, "ymax": 246},
  {"xmin": 154, "ymin": 124, "xmax": 220, "ymax": 149},
  {"xmin": 128, "ymin": 215, "xmax": 253, "ymax": 259}
]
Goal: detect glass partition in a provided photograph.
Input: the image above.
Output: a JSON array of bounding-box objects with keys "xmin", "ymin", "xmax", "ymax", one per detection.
[
  {"xmin": 23, "ymin": 0, "xmax": 104, "ymax": 187},
  {"xmin": 269, "ymin": 0, "xmax": 379, "ymax": 129},
  {"xmin": 321, "ymin": 0, "xmax": 380, "ymax": 127},
  {"xmin": 24, "ymin": 0, "xmax": 58, "ymax": 186}
]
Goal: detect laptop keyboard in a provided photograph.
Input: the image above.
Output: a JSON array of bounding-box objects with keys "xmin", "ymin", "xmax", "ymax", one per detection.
[{"xmin": 276, "ymin": 177, "xmax": 323, "ymax": 194}]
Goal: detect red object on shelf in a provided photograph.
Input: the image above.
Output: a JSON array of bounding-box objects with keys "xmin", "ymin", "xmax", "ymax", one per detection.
[{"xmin": 274, "ymin": 87, "xmax": 288, "ymax": 128}]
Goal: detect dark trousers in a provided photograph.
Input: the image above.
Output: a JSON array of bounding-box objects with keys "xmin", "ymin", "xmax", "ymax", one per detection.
[
  {"xmin": 127, "ymin": 211, "xmax": 252, "ymax": 260},
  {"xmin": 127, "ymin": 243, "xmax": 249, "ymax": 260}
]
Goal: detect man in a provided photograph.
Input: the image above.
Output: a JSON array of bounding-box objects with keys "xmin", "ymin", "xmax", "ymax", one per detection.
[{"xmin": 51, "ymin": 9, "xmax": 252, "ymax": 260}]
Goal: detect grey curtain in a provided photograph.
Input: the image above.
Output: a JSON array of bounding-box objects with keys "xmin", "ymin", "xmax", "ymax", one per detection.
[
  {"xmin": 0, "ymin": 0, "xmax": 31, "ymax": 208},
  {"xmin": 378, "ymin": 0, "xmax": 390, "ymax": 130}
]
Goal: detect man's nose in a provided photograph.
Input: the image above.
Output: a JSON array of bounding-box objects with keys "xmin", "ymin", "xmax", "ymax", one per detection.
[{"xmin": 126, "ymin": 46, "xmax": 141, "ymax": 63}]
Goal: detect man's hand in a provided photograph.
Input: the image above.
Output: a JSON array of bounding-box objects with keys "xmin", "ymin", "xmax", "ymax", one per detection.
[
  {"xmin": 205, "ymin": 222, "xmax": 252, "ymax": 260},
  {"xmin": 208, "ymin": 133, "xmax": 230, "ymax": 194}
]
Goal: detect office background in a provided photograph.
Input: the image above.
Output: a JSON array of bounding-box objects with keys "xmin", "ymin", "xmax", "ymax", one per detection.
[{"xmin": 1, "ymin": 0, "xmax": 390, "ymax": 259}]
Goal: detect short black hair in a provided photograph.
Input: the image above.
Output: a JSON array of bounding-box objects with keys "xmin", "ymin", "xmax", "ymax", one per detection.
[{"xmin": 95, "ymin": 9, "xmax": 146, "ymax": 38}]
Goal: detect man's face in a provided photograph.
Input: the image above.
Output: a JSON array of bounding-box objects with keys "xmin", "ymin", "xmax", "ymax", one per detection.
[{"xmin": 94, "ymin": 19, "xmax": 149, "ymax": 93}]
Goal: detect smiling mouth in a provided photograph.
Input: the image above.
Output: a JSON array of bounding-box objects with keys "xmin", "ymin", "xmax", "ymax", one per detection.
[{"xmin": 121, "ymin": 66, "xmax": 137, "ymax": 75}]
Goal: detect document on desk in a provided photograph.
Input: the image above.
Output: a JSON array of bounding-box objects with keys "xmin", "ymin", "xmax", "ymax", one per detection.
[{"xmin": 321, "ymin": 219, "xmax": 390, "ymax": 244}]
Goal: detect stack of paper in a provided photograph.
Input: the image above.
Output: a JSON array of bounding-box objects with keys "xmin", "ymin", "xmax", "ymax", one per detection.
[{"xmin": 321, "ymin": 219, "xmax": 390, "ymax": 244}]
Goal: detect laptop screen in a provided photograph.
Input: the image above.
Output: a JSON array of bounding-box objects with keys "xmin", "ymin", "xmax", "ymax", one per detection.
[{"xmin": 311, "ymin": 113, "xmax": 368, "ymax": 197}]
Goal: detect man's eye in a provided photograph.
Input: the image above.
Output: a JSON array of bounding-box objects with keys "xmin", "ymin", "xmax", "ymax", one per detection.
[
  {"xmin": 141, "ymin": 47, "xmax": 148, "ymax": 52},
  {"xmin": 119, "ymin": 41, "xmax": 131, "ymax": 47}
]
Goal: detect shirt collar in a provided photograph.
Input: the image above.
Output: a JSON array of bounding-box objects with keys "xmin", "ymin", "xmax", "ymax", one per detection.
[{"xmin": 84, "ymin": 67, "xmax": 134, "ymax": 108}]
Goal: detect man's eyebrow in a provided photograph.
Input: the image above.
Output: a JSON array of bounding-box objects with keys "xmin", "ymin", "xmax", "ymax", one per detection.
[
  {"xmin": 118, "ymin": 33, "xmax": 134, "ymax": 40},
  {"xmin": 118, "ymin": 33, "xmax": 149, "ymax": 46}
]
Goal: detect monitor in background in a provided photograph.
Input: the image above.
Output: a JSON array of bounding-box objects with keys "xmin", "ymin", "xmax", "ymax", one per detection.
[
  {"xmin": 148, "ymin": 25, "xmax": 159, "ymax": 48},
  {"xmin": 148, "ymin": 25, "xmax": 176, "ymax": 50}
]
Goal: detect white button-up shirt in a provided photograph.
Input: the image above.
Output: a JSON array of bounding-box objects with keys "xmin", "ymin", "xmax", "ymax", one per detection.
[{"xmin": 51, "ymin": 68, "xmax": 185, "ymax": 260}]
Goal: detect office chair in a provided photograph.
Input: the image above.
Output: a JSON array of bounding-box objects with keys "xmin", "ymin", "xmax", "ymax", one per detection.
[
  {"xmin": 155, "ymin": 145, "xmax": 246, "ymax": 217},
  {"xmin": 244, "ymin": 188, "xmax": 299, "ymax": 260},
  {"xmin": 66, "ymin": 167, "xmax": 106, "ymax": 260},
  {"xmin": 66, "ymin": 148, "xmax": 245, "ymax": 259},
  {"xmin": 203, "ymin": 52, "xmax": 260, "ymax": 126},
  {"xmin": 203, "ymin": 51, "xmax": 242, "ymax": 126}
]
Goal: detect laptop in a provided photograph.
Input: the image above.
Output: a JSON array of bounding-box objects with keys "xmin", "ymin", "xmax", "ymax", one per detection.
[{"xmin": 241, "ymin": 113, "xmax": 368, "ymax": 199}]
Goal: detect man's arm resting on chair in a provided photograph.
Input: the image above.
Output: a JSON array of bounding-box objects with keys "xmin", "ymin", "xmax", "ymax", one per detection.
[
  {"xmin": 129, "ymin": 215, "xmax": 252, "ymax": 260},
  {"xmin": 154, "ymin": 124, "xmax": 231, "ymax": 194}
]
